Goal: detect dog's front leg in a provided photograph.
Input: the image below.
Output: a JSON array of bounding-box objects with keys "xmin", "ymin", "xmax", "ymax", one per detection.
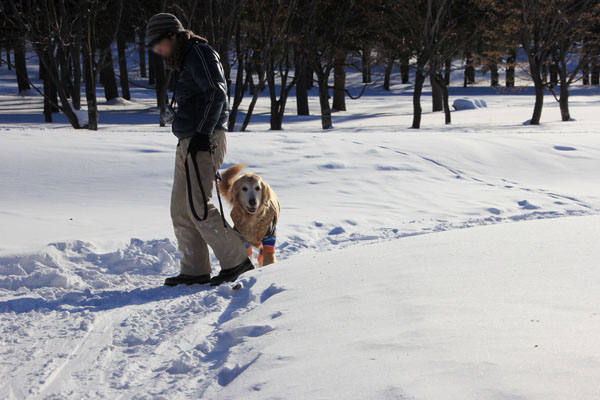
[{"xmin": 261, "ymin": 251, "xmax": 276, "ymax": 267}]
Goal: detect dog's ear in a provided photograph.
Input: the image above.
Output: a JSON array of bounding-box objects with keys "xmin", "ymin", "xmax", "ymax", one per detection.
[{"xmin": 218, "ymin": 163, "xmax": 246, "ymax": 202}]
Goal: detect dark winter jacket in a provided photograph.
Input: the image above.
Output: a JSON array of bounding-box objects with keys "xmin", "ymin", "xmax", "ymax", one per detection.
[{"xmin": 172, "ymin": 39, "xmax": 229, "ymax": 140}]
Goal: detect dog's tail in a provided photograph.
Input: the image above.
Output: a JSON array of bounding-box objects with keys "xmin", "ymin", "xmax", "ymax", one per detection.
[{"xmin": 218, "ymin": 163, "xmax": 246, "ymax": 202}]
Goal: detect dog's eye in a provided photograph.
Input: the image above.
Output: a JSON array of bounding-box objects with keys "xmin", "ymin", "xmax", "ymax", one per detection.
[
  {"xmin": 242, "ymin": 187, "xmax": 248, "ymax": 192},
  {"xmin": 255, "ymin": 186, "xmax": 261, "ymax": 191}
]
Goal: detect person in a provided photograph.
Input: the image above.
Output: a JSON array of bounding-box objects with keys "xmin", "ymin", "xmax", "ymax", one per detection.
[{"xmin": 146, "ymin": 13, "xmax": 253, "ymax": 286}]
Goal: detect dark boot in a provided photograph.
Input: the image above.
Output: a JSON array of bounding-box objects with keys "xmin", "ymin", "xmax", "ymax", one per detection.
[
  {"xmin": 210, "ymin": 258, "xmax": 254, "ymax": 286},
  {"xmin": 164, "ymin": 274, "xmax": 211, "ymax": 286}
]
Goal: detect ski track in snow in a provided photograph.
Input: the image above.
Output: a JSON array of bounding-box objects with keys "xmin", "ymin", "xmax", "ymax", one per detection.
[{"xmin": 1, "ymin": 273, "xmax": 286, "ymax": 398}]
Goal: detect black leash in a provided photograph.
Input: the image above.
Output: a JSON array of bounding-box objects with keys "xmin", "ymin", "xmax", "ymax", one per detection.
[
  {"xmin": 184, "ymin": 141, "xmax": 231, "ymax": 238},
  {"xmin": 184, "ymin": 153, "xmax": 209, "ymax": 222}
]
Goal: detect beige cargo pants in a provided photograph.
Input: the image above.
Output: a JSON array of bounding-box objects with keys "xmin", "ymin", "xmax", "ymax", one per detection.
[{"xmin": 170, "ymin": 129, "xmax": 248, "ymax": 276}]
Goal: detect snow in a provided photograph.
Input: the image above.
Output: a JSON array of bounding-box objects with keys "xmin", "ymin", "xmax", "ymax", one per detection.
[
  {"xmin": 1, "ymin": 217, "xmax": 598, "ymax": 398},
  {"xmin": 452, "ymin": 98, "xmax": 488, "ymax": 110},
  {"xmin": 1, "ymin": 54, "xmax": 600, "ymax": 398},
  {"xmin": 72, "ymin": 106, "xmax": 88, "ymax": 127},
  {"xmin": 204, "ymin": 216, "xmax": 600, "ymax": 400}
]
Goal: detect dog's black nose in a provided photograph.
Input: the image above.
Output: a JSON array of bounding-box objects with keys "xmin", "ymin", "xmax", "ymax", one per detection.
[{"xmin": 248, "ymin": 198, "xmax": 257, "ymax": 206}]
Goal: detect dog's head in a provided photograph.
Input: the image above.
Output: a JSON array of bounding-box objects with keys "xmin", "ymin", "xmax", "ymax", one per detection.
[{"xmin": 231, "ymin": 172, "xmax": 268, "ymax": 215}]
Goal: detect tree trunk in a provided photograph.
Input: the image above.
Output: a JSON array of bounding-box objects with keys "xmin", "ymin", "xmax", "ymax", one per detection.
[
  {"xmin": 332, "ymin": 50, "xmax": 346, "ymax": 111},
  {"xmin": 295, "ymin": 58, "xmax": 309, "ymax": 115},
  {"xmin": 361, "ymin": 45, "xmax": 371, "ymax": 83},
  {"xmin": 489, "ymin": 61, "xmax": 499, "ymax": 86},
  {"xmin": 70, "ymin": 39, "xmax": 82, "ymax": 110},
  {"xmin": 50, "ymin": 78, "xmax": 59, "ymax": 113},
  {"xmin": 138, "ymin": 30, "xmax": 147, "ymax": 78},
  {"xmin": 400, "ymin": 54, "xmax": 409, "ymax": 83},
  {"xmin": 592, "ymin": 63, "xmax": 599, "ymax": 85},
  {"xmin": 270, "ymin": 71, "xmax": 295, "ymax": 131},
  {"xmin": 269, "ymin": 99, "xmax": 284, "ymax": 130},
  {"xmin": 267, "ymin": 58, "xmax": 282, "ymax": 130},
  {"xmin": 582, "ymin": 62, "xmax": 589, "ymax": 85},
  {"xmin": 559, "ymin": 83, "xmax": 570, "ymax": 121},
  {"xmin": 383, "ymin": 58, "xmax": 393, "ymax": 91},
  {"xmin": 6, "ymin": 47, "xmax": 12, "ymax": 70},
  {"xmin": 431, "ymin": 72, "xmax": 443, "ymax": 112},
  {"xmin": 13, "ymin": 38, "xmax": 30, "ymax": 92},
  {"xmin": 41, "ymin": 48, "xmax": 59, "ymax": 115},
  {"xmin": 317, "ymin": 70, "xmax": 332, "ymax": 129},
  {"xmin": 100, "ymin": 50, "xmax": 119, "ymax": 100},
  {"xmin": 412, "ymin": 69, "xmax": 425, "ymax": 129},
  {"xmin": 241, "ymin": 79, "xmax": 265, "ymax": 131},
  {"xmin": 506, "ymin": 50, "xmax": 516, "ymax": 88},
  {"xmin": 117, "ymin": 36, "xmax": 131, "ymax": 100},
  {"xmin": 229, "ymin": 54, "xmax": 246, "ymax": 131},
  {"xmin": 42, "ymin": 64, "xmax": 53, "ymax": 123},
  {"xmin": 464, "ymin": 51, "xmax": 475, "ymax": 87},
  {"xmin": 82, "ymin": 41, "xmax": 98, "ymax": 130},
  {"xmin": 442, "ymin": 77, "xmax": 451, "ymax": 124},
  {"xmin": 530, "ymin": 75, "xmax": 544, "ymax": 125},
  {"xmin": 444, "ymin": 58, "xmax": 451, "ymax": 85}
]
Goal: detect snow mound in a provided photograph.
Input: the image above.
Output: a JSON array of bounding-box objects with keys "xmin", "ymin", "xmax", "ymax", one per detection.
[
  {"xmin": 452, "ymin": 98, "xmax": 488, "ymax": 110},
  {"xmin": 0, "ymin": 238, "xmax": 178, "ymax": 292},
  {"xmin": 73, "ymin": 108, "xmax": 88, "ymax": 127},
  {"xmin": 104, "ymin": 97, "xmax": 132, "ymax": 106}
]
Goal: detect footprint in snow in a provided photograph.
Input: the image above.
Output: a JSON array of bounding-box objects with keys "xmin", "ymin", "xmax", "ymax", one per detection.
[
  {"xmin": 328, "ymin": 226, "xmax": 345, "ymax": 235},
  {"xmin": 166, "ymin": 359, "xmax": 194, "ymax": 375},
  {"xmin": 260, "ymin": 284, "xmax": 285, "ymax": 303},
  {"xmin": 518, "ymin": 200, "xmax": 539, "ymax": 210},
  {"xmin": 554, "ymin": 146, "xmax": 577, "ymax": 151},
  {"xmin": 320, "ymin": 161, "xmax": 345, "ymax": 169}
]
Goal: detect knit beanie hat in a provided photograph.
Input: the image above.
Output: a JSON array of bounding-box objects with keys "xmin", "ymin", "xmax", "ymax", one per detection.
[{"xmin": 146, "ymin": 13, "xmax": 186, "ymax": 47}]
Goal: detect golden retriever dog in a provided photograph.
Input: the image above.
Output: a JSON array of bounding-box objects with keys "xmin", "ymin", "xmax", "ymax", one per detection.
[{"xmin": 218, "ymin": 164, "xmax": 280, "ymax": 266}]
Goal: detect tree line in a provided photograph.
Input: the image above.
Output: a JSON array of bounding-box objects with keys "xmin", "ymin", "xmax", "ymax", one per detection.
[{"xmin": 0, "ymin": 0, "xmax": 599, "ymax": 131}]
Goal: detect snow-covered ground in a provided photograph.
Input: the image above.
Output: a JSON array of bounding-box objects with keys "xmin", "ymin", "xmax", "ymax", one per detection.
[{"xmin": 1, "ymin": 56, "xmax": 600, "ymax": 399}]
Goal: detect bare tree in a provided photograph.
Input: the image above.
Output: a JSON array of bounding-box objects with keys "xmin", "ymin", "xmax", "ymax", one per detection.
[
  {"xmin": 300, "ymin": 0, "xmax": 356, "ymax": 129},
  {"xmin": 3, "ymin": 0, "xmax": 87, "ymax": 127},
  {"xmin": 547, "ymin": 1, "xmax": 600, "ymax": 121},
  {"xmin": 500, "ymin": 0, "xmax": 599, "ymax": 124},
  {"xmin": 265, "ymin": 0, "xmax": 301, "ymax": 130}
]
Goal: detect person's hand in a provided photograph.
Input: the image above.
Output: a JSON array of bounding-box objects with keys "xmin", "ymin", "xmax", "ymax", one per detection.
[{"xmin": 187, "ymin": 133, "xmax": 211, "ymax": 155}]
